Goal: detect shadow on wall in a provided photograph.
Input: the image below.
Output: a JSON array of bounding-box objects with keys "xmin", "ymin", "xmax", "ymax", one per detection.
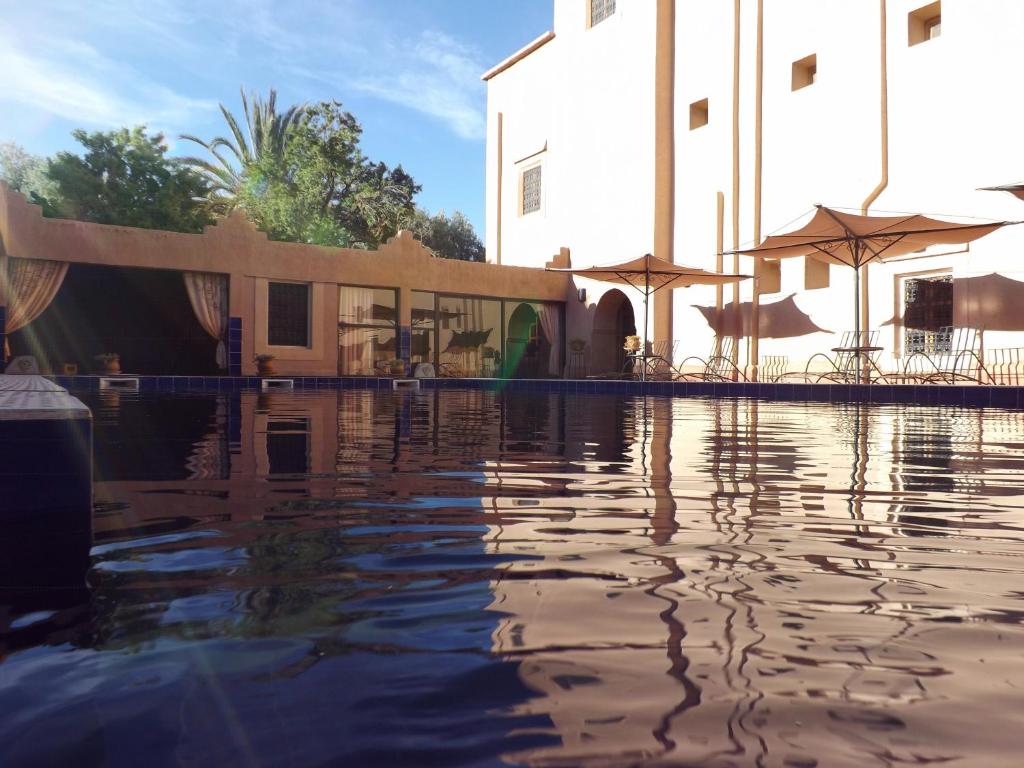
[{"xmin": 691, "ymin": 293, "xmax": 830, "ymax": 340}]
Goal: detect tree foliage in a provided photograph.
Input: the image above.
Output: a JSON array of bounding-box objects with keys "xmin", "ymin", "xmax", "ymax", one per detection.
[
  {"xmin": 43, "ymin": 127, "xmax": 212, "ymax": 232},
  {"xmin": 404, "ymin": 207, "xmax": 485, "ymax": 262},
  {"xmin": 231, "ymin": 100, "xmax": 420, "ymax": 248},
  {"xmin": 0, "ymin": 142, "xmax": 58, "ymax": 206},
  {"xmin": 180, "ymin": 88, "xmax": 305, "ymax": 214}
]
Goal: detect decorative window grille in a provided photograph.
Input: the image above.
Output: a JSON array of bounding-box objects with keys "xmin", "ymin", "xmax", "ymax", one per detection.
[
  {"xmin": 521, "ymin": 166, "xmax": 542, "ymax": 215},
  {"xmin": 904, "ymin": 276, "xmax": 953, "ymax": 354},
  {"xmin": 268, "ymin": 282, "xmax": 310, "ymax": 347},
  {"xmin": 590, "ymin": 0, "xmax": 615, "ymax": 27}
]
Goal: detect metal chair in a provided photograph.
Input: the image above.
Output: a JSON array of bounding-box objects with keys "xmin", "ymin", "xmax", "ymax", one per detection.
[{"xmin": 804, "ymin": 330, "xmax": 882, "ymax": 383}]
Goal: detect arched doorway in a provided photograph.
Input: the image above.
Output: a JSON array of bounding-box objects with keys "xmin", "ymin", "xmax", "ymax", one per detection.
[
  {"xmin": 591, "ymin": 289, "xmax": 636, "ymax": 375},
  {"xmin": 504, "ymin": 302, "xmax": 548, "ymax": 378}
]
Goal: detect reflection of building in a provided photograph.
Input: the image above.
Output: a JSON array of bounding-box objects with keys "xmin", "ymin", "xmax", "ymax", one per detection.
[{"xmin": 485, "ymin": 0, "xmax": 1024, "ymax": 374}]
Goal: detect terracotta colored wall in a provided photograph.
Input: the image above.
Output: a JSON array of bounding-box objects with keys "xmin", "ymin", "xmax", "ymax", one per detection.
[{"xmin": 0, "ymin": 182, "xmax": 571, "ymax": 375}]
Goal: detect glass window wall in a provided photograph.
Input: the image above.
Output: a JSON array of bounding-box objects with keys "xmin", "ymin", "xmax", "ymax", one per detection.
[{"xmin": 338, "ymin": 285, "xmax": 397, "ymax": 375}]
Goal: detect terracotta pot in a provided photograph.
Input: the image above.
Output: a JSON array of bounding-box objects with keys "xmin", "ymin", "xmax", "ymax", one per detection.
[
  {"xmin": 257, "ymin": 361, "xmax": 275, "ymax": 376},
  {"xmin": 103, "ymin": 359, "xmax": 121, "ymax": 374}
]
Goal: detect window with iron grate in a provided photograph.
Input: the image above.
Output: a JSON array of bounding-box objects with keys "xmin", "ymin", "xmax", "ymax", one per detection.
[
  {"xmin": 268, "ymin": 282, "xmax": 310, "ymax": 347},
  {"xmin": 521, "ymin": 165, "xmax": 542, "ymax": 215},
  {"xmin": 590, "ymin": 0, "xmax": 615, "ymax": 27},
  {"xmin": 904, "ymin": 275, "xmax": 952, "ymax": 354}
]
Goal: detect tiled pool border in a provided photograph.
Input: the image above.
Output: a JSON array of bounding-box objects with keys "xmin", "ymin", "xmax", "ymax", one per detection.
[{"xmin": 46, "ymin": 375, "xmax": 1024, "ymax": 409}]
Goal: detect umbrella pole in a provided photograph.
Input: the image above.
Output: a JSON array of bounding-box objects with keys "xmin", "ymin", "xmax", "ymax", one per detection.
[
  {"xmin": 854, "ymin": 262, "xmax": 862, "ymax": 385},
  {"xmin": 642, "ymin": 260, "xmax": 651, "ymax": 382}
]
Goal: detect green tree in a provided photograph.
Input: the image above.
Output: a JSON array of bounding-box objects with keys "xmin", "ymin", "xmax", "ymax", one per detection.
[
  {"xmin": 233, "ymin": 99, "xmax": 420, "ymax": 248},
  {"xmin": 44, "ymin": 127, "xmax": 213, "ymax": 233},
  {"xmin": 0, "ymin": 142, "xmax": 58, "ymax": 206},
  {"xmin": 181, "ymin": 88, "xmax": 305, "ymax": 214},
  {"xmin": 404, "ymin": 207, "xmax": 485, "ymax": 262}
]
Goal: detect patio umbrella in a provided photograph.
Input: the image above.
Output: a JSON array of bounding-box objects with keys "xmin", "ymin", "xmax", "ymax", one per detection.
[
  {"xmin": 546, "ymin": 253, "xmax": 748, "ymax": 379},
  {"xmin": 723, "ymin": 205, "xmax": 1017, "ymax": 380}
]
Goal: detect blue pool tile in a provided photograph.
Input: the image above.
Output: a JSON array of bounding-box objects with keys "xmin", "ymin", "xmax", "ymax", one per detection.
[
  {"xmin": 828, "ymin": 384, "xmax": 850, "ymax": 402},
  {"xmin": 990, "ymin": 388, "xmax": 1018, "ymax": 408},
  {"xmin": 963, "ymin": 388, "xmax": 990, "ymax": 408}
]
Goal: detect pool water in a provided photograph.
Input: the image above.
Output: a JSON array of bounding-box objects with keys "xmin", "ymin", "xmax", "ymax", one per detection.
[{"xmin": 3, "ymin": 389, "xmax": 1024, "ymax": 767}]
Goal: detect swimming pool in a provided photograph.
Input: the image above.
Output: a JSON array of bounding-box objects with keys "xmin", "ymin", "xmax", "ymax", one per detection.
[{"xmin": 2, "ymin": 389, "xmax": 1023, "ymax": 767}]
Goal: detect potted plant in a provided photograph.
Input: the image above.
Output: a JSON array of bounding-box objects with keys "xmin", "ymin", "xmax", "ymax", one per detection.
[
  {"xmin": 623, "ymin": 335, "xmax": 642, "ymax": 353},
  {"xmin": 387, "ymin": 358, "xmax": 406, "ymax": 376},
  {"xmin": 255, "ymin": 353, "xmax": 275, "ymax": 376},
  {"xmin": 94, "ymin": 353, "xmax": 121, "ymax": 374}
]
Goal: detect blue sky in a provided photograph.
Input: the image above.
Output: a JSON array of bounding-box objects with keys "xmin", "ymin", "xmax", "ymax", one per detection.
[{"xmin": 0, "ymin": 0, "xmax": 552, "ymax": 234}]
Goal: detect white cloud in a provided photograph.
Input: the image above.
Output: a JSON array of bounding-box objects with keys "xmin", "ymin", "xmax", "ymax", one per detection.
[
  {"xmin": 0, "ymin": 22, "xmax": 216, "ymax": 135},
  {"xmin": 347, "ymin": 31, "xmax": 486, "ymax": 141}
]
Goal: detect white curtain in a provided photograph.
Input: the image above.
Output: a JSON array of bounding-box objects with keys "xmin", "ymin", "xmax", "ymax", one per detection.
[
  {"xmin": 538, "ymin": 303, "xmax": 563, "ymax": 377},
  {"xmin": 183, "ymin": 272, "xmax": 228, "ymax": 369},
  {"xmin": 2, "ymin": 257, "xmax": 69, "ymax": 359},
  {"xmin": 339, "ymin": 286, "xmax": 376, "ymax": 374}
]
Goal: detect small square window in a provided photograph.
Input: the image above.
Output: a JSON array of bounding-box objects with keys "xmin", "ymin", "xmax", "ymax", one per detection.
[
  {"xmin": 792, "ymin": 54, "xmax": 817, "ymax": 91},
  {"xmin": 909, "ymin": 2, "xmax": 941, "ymax": 46},
  {"xmin": 521, "ymin": 165, "xmax": 542, "ymax": 215},
  {"xmin": 689, "ymin": 98, "xmax": 708, "ymax": 130},
  {"xmin": 268, "ymin": 282, "xmax": 310, "ymax": 347},
  {"xmin": 589, "ymin": 0, "xmax": 615, "ymax": 28}
]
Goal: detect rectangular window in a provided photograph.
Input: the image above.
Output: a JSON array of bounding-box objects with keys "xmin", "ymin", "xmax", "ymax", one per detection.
[
  {"xmin": 689, "ymin": 99, "xmax": 709, "ymax": 130},
  {"xmin": 909, "ymin": 2, "xmax": 941, "ymax": 46},
  {"xmin": 792, "ymin": 54, "xmax": 817, "ymax": 91},
  {"xmin": 521, "ymin": 165, "xmax": 542, "ymax": 215},
  {"xmin": 589, "ymin": 0, "xmax": 615, "ymax": 27},
  {"xmin": 904, "ymin": 275, "xmax": 952, "ymax": 354},
  {"xmin": 267, "ymin": 417, "xmax": 310, "ymax": 475},
  {"xmin": 338, "ymin": 285, "xmax": 398, "ymax": 375},
  {"xmin": 268, "ymin": 282, "xmax": 310, "ymax": 347}
]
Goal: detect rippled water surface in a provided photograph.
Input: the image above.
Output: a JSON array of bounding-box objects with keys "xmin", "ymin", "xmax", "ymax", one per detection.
[{"xmin": 3, "ymin": 389, "xmax": 1024, "ymax": 767}]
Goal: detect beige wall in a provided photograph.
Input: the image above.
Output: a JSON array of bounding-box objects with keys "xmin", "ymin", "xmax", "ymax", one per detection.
[{"xmin": 0, "ymin": 182, "xmax": 572, "ymax": 375}]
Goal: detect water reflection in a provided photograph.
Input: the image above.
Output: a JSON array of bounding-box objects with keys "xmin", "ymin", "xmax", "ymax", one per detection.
[{"xmin": 2, "ymin": 390, "xmax": 1024, "ymax": 766}]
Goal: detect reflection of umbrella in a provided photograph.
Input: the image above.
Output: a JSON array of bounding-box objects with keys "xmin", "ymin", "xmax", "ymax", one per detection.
[
  {"xmin": 953, "ymin": 273, "xmax": 1024, "ymax": 331},
  {"xmin": 444, "ymin": 328, "xmax": 492, "ymax": 353},
  {"xmin": 724, "ymin": 205, "xmax": 1017, "ymax": 381},
  {"xmin": 693, "ymin": 293, "xmax": 830, "ymax": 339},
  {"xmin": 547, "ymin": 253, "xmax": 748, "ymax": 379}
]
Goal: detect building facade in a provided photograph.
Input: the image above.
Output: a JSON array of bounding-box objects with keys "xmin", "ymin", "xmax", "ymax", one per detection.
[
  {"xmin": 0, "ymin": 182, "xmax": 569, "ymax": 378},
  {"xmin": 485, "ymin": 0, "xmax": 1024, "ymax": 376}
]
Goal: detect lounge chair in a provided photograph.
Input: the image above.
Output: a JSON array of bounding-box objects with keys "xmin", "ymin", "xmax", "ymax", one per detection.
[
  {"xmin": 988, "ymin": 347, "xmax": 1024, "ymax": 386},
  {"xmin": 677, "ymin": 336, "xmax": 747, "ymax": 382},
  {"xmin": 892, "ymin": 326, "xmax": 988, "ymax": 384}
]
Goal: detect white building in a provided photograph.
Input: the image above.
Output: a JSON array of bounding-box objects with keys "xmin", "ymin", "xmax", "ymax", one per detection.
[{"xmin": 484, "ymin": 0, "xmax": 1024, "ymax": 377}]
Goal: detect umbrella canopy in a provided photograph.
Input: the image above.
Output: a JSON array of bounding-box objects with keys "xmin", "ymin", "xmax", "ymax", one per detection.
[
  {"xmin": 548, "ymin": 252, "xmax": 748, "ymax": 291},
  {"xmin": 723, "ymin": 205, "xmax": 1017, "ymax": 381},
  {"xmin": 547, "ymin": 253, "xmax": 749, "ymax": 380},
  {"xmin": 693, "ymin": 293, "xmax": 830, "ymax": 339},
  {"xmin": 980, "ymin": 182, "xmax": 1024, "ymax": 203},
  {"xmin": 730, "ymin": 205, "xmax": 1012, "ymax": 266}
]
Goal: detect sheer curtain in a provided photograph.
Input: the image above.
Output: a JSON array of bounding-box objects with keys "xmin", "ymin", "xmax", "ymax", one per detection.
[
  {"xmin": 183, "ymin": 272, "xmax": 228, "ymax": 369},
  {"xmin": 2, "ymin": 257, "xmax": 69, "ymax": 359},
  {"xmin": 538, "ymin": 303, "xmax": 563, "ymax": 377},
  {"xmin": 338, "ymin": 286, "xmax": 376, "ymax": 374}
]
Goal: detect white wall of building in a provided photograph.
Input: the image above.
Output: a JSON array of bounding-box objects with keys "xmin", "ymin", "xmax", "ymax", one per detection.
[{"xmin": 486, "ymin": 0, "xmax": 1024, "ymax": 375}]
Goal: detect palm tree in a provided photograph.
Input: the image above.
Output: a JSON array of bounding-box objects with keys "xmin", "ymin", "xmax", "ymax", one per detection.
[{"xmin": 180, "ymin": 88, "xmax": 305, "ymax": 213}]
